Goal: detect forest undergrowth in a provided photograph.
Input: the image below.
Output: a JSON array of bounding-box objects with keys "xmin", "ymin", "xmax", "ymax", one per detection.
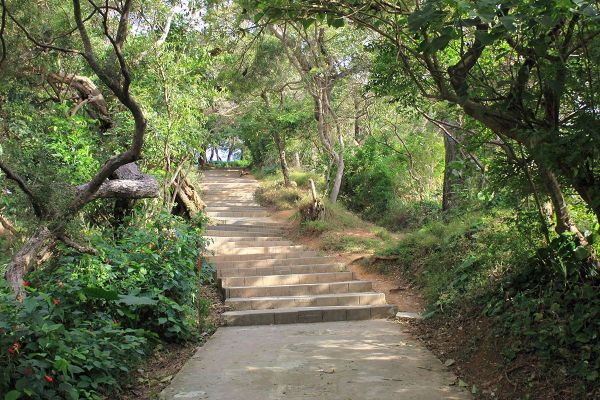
[{"xmin": 255, "ymin": 168, "xmax": 600, "ymax": 399}]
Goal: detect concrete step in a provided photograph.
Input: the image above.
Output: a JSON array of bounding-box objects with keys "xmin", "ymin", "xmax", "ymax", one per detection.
[
  {"xmin": 207, "ymin": 236, "xmax": 284, "ymax": 243},
  {"xmin": 211, "ymin": 245, "xmax": 306, "ymax": 256},
  {"xmin": 210, "ymin": 217, "xmax": 284, "ymax": 226},
  {"xmin": 205, "ymin": 202, "xmax": 262, "ymax": 206},
  {"xmin": 220, "ymin": 271, "xmax": 355, "ymax": 287},
  {"xmin": 223, "ymin": 305, "xmax": 398, "ymax": 326},
  {"xmin": 224, "ymin": 280, "xmax": 373, "ymax": 298},
  {"xmin": 210, "ymin": 223, "xmax": 284, "ymax": 230},
  {"xmin": 216, "ymin": 263, "xmax": 346, "ymax": 278},
  {"xmin": 207, "ymin": 251, "xmax": 317, "ymax": 262},
  {"xmin": 207, "ymin": 211, "xmax": 270, "ymax": 218},
  {"xmin": 206, "ymin": 230, "xmax": 284, "ymax": 238},
  {"xmin": 226, "ymin": 292, "xmax": 386, "ymax": 310},
  {"xmin": 205, "ymin": 206, "xmax": 267, "ymax": 211},
  {"xmin": 207, "ymin": 228, "xmax": 284, "ymax": 236},
  {"xmin": 208, "ymin": 240, "xmax": 293, "ymax": 249},
  {"xmin": 212, "ymin": 255, "xmax": 337, "ymax": 269}
]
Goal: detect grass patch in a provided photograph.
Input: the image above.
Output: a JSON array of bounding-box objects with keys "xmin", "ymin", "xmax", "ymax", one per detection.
[
  {"xmin": 376, "ymin": 210, "xmax": 539, "ymax": 311},
  {"xmin": 320, "ymin": 232, "xmax": 382, "ymax": 252},
  {"xmin": 255, "ymin": 180, "xmax": 304, "ymax": 210}
]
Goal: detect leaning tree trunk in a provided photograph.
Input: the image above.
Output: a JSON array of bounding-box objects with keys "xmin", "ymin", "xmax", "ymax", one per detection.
[
  {"xmin": 0, "ymin": 212, "xmax": 17, "ymax": 239},
  {"xmin": 273, "ymin": 132, "xmax": 291, "ymax": 186},
  {"xmin": 170, "ymin": 171, "xmax": 206, "ymax": 219},
  {"xmin": 5, "ymin": 228, "xmax": 54, "ymax": 300},
  {"xmin": 541, "ymin": 167, "xmax": 598, "ymax": 266},
  {"xmin": 542, "ymin": 168, "xmax": 582, "ymax": 238},
  {"xmin": 442, "ymin": 132, "xmax": 463, "ymax": 211},
  {"xmin": 47, "ymin": 72, "xmax": 113, "ymax": 129}
]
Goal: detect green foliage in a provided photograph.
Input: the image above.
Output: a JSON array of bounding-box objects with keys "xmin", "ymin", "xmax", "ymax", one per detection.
[
  {"xmin": 341, "ymin": 131, "xmax": 443, "ymax": 230},
  {"xmin": 379, "ymin": 211, "xmax": 536, "ymax": 310},
  {"xmin": 341, "ymin": 137, "xmax": 398, "ymax": 220},
  {"xmin": 37, "ymin": 210, "xmax": 212, "ymax": 341},
  {"xmin": 0, "ymin": 288, "xmax": 149, "ymax": 400},
  {"xmin": 485, "ymin": 232, "xmax": 600, "ymax": 389},
  {"xmin": 0, "ymin": 211, "xmax": 213, "ymax": 399}
]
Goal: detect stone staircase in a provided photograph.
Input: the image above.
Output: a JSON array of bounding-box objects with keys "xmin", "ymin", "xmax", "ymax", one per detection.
[{"xmin": 201, "ymin": 169, "xmax": 397, "ymax": 326}]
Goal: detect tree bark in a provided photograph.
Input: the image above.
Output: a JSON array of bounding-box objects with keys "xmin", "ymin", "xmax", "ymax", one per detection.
[
  {"xmin": 330, "ymin": 149, "xmax": 344, "ymax": 204},
  {"xmin": 0, "ymin": 211, "xmax": 17, "ymax": 237},
  {"xmin": 5, "ymin": 228, "xmax": 54, "ymax": 300},
  {"xmin": 47, "ymin": 72, "xmax": 112, "ymax": 129},
  {"xmin": 442, "ymin": 132, "xmax": 462, "ymax": 211},
  {"xmin": 293, "ymin": 152, "xmax": 301, "ymax": 169},
  {"xmin": 172, "ymin": 174, "xmax": 206, "ymax": 218},
  {"xmin": 541, "ymin": 168, "xmax": 581, "ymax": 237},
  {"xmin": 78, "ymin": 176, "xmax": 159, "ymax": 200},
  {"xmin": 227, "ymin": 138, "xmax": 236, "ymax": 162},
  {"xmin": 273, "ymin": 132, "xmax": 291, "ymax": 186},
  {"xmin": 110, "ymin": 163, "xmax": 149, "ymax": 227}
]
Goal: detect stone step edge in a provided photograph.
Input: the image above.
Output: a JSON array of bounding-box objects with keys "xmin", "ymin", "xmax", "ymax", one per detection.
[
  {"xmin": 224, "ymin": 280, "xmax": 371, "ymax": 291},
  {"xmin": 223, "ymin": 304, "xmax": 399, "ymax": 326},
  {"xmin": 219, "ymin": 271, "xmax": 354, "ymax": 286}
]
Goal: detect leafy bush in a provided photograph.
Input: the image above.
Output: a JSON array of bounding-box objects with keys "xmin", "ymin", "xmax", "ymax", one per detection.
[
  {"xmin": 378, "ymin": 211, "xmax": 536, "ymax": 310},
  {"xmin": 0, "ymin": 285, "xmax": 150, "ymax": 400},
  {"xmin": 341, "ymin": 138, "xmax": 398, "ymax": 221},
  {"xmin": 486, "ymin": 232, "xmax": 600, "ymax": 387},
  {"xmin": 0, "ymin": 211, "xmax": 213, "ymax": 399},
  {"xmin": 40, "ymin": 210, "xmax": 211, "ymax": 341},
  {"xmin": 206, "ymin": 159, "xmax": 251, "ymax": 168}
]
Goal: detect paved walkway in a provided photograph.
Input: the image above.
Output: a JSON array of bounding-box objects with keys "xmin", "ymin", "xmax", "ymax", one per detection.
[
  {"xmin": 200, "ymin": 169, "xmax": 396, "ymax": 325},
  {"xmin": 161, "ymin": 321, "xmax": 470, "ymax": 399},
  {"xmin": 160, "ymin": 169, "xmax": 470, "ymax": 399}
]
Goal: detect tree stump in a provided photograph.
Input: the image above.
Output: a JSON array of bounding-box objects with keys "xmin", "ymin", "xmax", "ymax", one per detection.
[{"xmin": 299, "ymin": 179, "xmax": 324, "ymax": 221}]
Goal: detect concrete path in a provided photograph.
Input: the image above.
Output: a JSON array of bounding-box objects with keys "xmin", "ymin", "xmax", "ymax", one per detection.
[
  {"xmin": 161, "ymin": 169, "xmax": 470, "ymax": 399},
  {"xmin": 161, "ymin": 321, "xmax": 470, "ymax": 399},
  {"xmin": 200, "ymin": 169, "xmax": 397, "ymax": 326}
]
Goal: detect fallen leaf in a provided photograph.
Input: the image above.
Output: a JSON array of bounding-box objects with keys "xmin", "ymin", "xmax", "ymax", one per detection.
[{"xmin": 317, "ymin": 368, "xmax": 335, "ymax": 374}]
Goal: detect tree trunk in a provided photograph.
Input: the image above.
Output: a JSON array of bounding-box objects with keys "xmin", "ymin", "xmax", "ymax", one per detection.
[
  {"xmin": 172, "ymin": 173, "xmax": 206, "ymax": 218},
  {"xmin": 294, "ymin": 152, "xmax": 301, "ymax": 169},
  {"xmin": 541, "ymin": 168, "xmax": 581, "ymax": 237},
  {"xmin": 273, "ymin": 132, "xmax": 291, "ymax": 186},
  {"xmin": 209, "ymin": 147, "xmax": 215, "ymax": 161},
  {"xmin": 442, "ymin": 132, "xmax": 462, "ymax": 211},
  {"xmin": 227, "ymin": 138, "xmax": 236, "ymax": 162},
  {"xmin": 330, "ymin": 146, "xmax": 344, "ymax": 204},
  {"xmin": 0, "ymin": 212, "xmax": 17, "ymax": 238},
  {"xmin": 199, "ymin": 144, "xmax": 208, "ymax": 167},
  {"xmin": 46, "ymin": 72, "xmax": 112, "ymax": 129},
  {"xmin": 5, "ymin": 228, "xmax": 54, "ymax": 300},
  {"xmin": 110, "ymin": 163, "xmax": 150, "ymax": 228},
  {"xmin": 77, "ymin": 175, "xmax": 159, "ymax": 200}
]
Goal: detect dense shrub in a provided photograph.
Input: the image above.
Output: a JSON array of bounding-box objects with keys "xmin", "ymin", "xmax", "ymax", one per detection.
[
  {"xmin": 487, "ymin": 232, "xmax": 600, "ymax": 387},
  {"xmin": 0, "ymin": 288, "xmax": 149, "ymax": 400},
  {"xmin": 378, "ymin": 211, "xmax": 536, "ymax": 310},
  {"xmin": 341, "ymin": 138, "xmax": 398, "ymax": 221},
  {"xmin": 0, "ymin": 211, "xmax": 213, "ymax": 399}
]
